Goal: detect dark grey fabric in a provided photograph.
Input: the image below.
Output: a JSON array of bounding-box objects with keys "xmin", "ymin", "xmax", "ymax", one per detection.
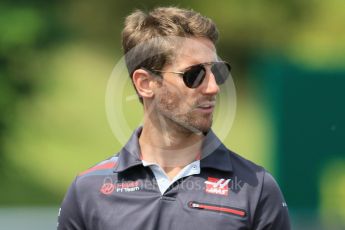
[{"xmin": 57, "ymin": 127, "xmax": 291, "ymax": 230}]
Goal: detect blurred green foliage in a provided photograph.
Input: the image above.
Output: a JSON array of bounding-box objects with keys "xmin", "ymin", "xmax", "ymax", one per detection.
[
  {"xmin": 0, "ymin": 0, "xmax": 344, "ymax": 228},
  {"xmin": 0, "ymin": 0, "xmax": 68, "ymax": 204}
]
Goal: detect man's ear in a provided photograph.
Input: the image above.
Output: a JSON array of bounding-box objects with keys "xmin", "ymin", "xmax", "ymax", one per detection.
[{"xmin": 132, "ymin": 69, "xmax": 155, "ymax": 99}]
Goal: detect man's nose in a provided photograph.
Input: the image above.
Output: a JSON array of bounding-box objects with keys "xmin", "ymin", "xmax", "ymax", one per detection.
[{"xmin": 201, "ymin": 71, "xmax": 220, "ymax": 95}]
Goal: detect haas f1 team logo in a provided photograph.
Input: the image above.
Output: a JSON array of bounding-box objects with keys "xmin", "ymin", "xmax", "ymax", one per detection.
[
  {"xmin": 100, "ymin": 177, "xmax": 141, "ymax": 195},
  {"xmin": 100, "ymin": 182, "xmax": 115, "ymax": 195},
  {"xmin": 204, "ymin": 177, "xmax": 231, "ymax": 196}
]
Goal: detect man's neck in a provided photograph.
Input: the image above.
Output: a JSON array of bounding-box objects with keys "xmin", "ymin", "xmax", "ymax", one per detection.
[{"xmin": 139, "ymin": 119, "xmax": 204, "ymax": 180}]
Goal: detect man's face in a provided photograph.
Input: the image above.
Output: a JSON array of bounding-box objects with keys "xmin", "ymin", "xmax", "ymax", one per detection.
[{"xmin": 152, "ymin": 37, "xmax": 220, "ymax": 134}]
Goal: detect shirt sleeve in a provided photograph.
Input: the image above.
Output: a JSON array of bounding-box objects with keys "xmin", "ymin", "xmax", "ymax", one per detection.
[
  {"xmin": 252, "ymin": 171, "xmax": 291, "ymax": 230},
  {"xmin": 57, "ymin": 178, "xmax": 86, "ymax": 230}
]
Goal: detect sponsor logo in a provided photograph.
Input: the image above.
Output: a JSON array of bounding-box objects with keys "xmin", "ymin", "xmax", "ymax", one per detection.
[
  {"xmin": 115, "ymin": 181, "xmax": 141, "ymax": 192},
  {"xmin": 100, "ymin": 182, "xmax": 115, "ymax": 195},
  {"xmin": 204, "ymin": 177, "xmax": 231, "ymax": 196},
  {"xmin": 100, "ymin": 177, "xmax": 141, "ymax": 195}
]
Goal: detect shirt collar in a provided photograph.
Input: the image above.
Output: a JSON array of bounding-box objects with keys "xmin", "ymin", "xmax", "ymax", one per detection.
[{"xmin": 113, "ymin": 126, "xmax": 233, "ymax": 173}]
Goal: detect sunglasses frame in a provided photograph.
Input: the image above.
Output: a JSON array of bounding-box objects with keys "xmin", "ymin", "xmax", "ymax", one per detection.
[{"xmin": 149, "ymin": 61, "xmax": 231, "ymax": 89}]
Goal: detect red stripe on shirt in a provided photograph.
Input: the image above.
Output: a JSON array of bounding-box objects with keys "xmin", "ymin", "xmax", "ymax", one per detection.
[{"xmin": 79, "ymin": 162, "xmax": 116, "ymax": 176}]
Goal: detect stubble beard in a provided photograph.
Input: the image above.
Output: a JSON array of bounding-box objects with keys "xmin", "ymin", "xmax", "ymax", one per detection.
[{"xmin": 155, "ymin": 88, "xmax": 214, "ymax": 135}]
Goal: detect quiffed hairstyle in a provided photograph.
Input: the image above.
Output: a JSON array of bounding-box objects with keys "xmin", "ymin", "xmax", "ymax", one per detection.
[{"xmin": 121, "ymin": 7, "xmax": 219, "ymax": 103}]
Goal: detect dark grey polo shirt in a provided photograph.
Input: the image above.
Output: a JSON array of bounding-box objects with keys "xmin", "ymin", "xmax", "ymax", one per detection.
[{"xmin": 57, "ymin": 127, "xmax": 291, "ymax": 230}]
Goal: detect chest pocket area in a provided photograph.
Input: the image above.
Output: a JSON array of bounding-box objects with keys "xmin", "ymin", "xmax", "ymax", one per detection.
[
  {"xmin": 189, "ymin": 201, "xmax": 246, "ymax": 217},
  {"xmin": 185, "ymin": 201, "xmax": 249, "ymax": 230}
]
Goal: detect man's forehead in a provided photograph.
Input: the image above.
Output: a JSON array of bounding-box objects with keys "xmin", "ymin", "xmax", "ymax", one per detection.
[{"xmin": 170, "ymin": 37, "xmax": 218, "ymax": 67}]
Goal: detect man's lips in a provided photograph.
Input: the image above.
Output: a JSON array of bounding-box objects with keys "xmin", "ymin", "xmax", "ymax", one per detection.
[
  {"xmin": 195, "ymin": 102, "xmax": 216, "ymax": 113},
  {"xmin": 197, "ymin": 101, "xmax": 216, "ymax": 108}
]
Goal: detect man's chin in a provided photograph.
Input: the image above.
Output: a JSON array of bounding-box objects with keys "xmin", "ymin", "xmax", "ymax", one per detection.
[
  {"xmin": 157, "ymin": 112, "xmax": 213, "ymax": 134},
  {"xmin": 185, "ymin": 121, "xmax": 213, "ymax": 134},
  {"xmin": 196, "ymin": 118, "xmax": 213, "ymax": 133},
  {"xmin": 171, "ymin": 121, "xmax": 210, "ymax": 135}
]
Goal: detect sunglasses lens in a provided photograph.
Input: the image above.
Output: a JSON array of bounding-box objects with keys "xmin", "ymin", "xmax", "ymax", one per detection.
[
  {"xmin": 183, "ymin": 65, "xmax": 206, "ymax": 88},
  {"xmin": 211, "ymin": 62, "xmax": 231, "ymax": 85}
]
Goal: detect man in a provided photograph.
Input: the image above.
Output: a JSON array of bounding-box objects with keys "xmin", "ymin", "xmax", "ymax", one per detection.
[{"xmin": 58, "ymin": 6, "xmax": 291, "ymax": 230}]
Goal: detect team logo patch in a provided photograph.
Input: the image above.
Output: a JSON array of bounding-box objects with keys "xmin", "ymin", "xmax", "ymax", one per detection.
[
  {"xmin": 100, "ymin": 177, "xmax": 141, "ymax": 195},
  {"xmin": 204, "ymin": 177, "xmax": 231, "ymax": 196},
  {"xmin": 100, "ymin": 183, "xmax": 115, "ymax": 195}
]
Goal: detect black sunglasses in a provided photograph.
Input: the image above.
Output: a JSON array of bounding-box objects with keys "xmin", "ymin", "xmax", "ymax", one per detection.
[{"xmin": 149, "ymin": 61, "xmax": 231, "ymax": 88}]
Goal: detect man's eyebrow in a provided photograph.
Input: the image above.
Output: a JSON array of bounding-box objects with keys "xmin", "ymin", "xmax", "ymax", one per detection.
[{"xmin": 180, "ymin": 60, "xmax": 218, "ymax": 70}]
